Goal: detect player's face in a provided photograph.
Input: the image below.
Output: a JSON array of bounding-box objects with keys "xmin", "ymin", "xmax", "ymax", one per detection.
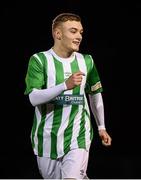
[{"xmin": 59, "ymin": 20, "xmax": 83, "ymax": 53}]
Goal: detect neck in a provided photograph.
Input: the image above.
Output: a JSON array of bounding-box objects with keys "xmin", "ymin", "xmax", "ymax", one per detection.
[{"xmin": 52, "ymin": 45, "xmax": 73, "ymax": 58}]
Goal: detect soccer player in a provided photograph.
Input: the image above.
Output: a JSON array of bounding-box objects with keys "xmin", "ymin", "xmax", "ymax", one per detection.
[{"xmin": 24, "ymin": 12, "xmax": 112, "ymax": 179}]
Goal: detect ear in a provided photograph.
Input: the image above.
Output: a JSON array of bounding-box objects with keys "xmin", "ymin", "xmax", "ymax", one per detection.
[{"xmin": 54, "ymin": 28, "xmax": 62, "ymax": 40}]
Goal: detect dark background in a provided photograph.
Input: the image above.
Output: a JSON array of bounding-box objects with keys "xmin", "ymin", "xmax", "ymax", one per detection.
[{"xmin": 1, "ymin": 0, "xmax": 141, "ymax": 179}]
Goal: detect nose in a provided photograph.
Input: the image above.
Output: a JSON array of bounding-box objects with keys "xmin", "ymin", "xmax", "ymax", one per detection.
[{"xmin": 77, "ymin": 33, "xmax": 82, "ymax": 41}]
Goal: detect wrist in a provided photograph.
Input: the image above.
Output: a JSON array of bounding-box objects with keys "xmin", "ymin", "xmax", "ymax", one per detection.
[
  {"xmin": 98, "ymin": 125, "xmax": 106, "ymax": 131},
  {"xmin": 63, "ymin": 82, "xmax": 67, "ymax": 90}
]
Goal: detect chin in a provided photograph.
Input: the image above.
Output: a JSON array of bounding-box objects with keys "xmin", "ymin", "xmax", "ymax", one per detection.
[
  {"xmin": 68, "ymin": 45, "xmax": 80, "ymax": 53},
  {"xmin": 72, "ymin": 47, "xmax": 79, "ymax": 52}
]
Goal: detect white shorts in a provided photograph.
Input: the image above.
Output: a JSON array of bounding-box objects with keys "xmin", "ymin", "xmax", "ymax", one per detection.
[{"xmin": 37, "ymin": 148, "xmax": 89, "ymax": 179}]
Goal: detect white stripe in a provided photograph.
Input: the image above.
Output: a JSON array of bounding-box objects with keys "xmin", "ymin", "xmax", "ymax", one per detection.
[
  {"xmin": 57, "ymin": 61, "xmax": 73, "ymax": 157},
  {"xmin": 33, "ymin": 54, "xmax": 43, "ymax": 65},
  {"xmin": 42, "ymin": 51, "xmax": 56, "ymax": 157}
]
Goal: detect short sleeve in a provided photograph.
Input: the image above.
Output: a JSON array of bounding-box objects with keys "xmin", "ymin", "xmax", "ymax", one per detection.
[
  {"xmin": 85, "ymin": 55, "xmax": 103, "ymax": 94},
  {"xmin": 24, "ymin": 55, "xmax": 45, "ymax": 95}
]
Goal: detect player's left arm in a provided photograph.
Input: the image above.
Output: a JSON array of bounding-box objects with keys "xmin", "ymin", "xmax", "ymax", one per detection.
[{"xmin": 89, "ymin": 93, "xmax": 112, "ymax": 146}]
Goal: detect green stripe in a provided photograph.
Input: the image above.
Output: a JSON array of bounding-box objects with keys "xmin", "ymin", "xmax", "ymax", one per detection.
[
  {"xmin": 77, "ymin": 108, "xmax": 86, "ymax": 148},
  {"xmin": 90, "ymin": 122, "xmax": 94, "ymax": 141},
  {"xmin": 70, "ymin": 58, "xmax": 80, "ymax": 95},
  {"xmin": 50, "ymin": 57, "xmax": 64, "ymax": 159},
  {"xmin": 38, "ymin": 52, "xmax": 48, "ymax": 88},
  {"xmin": 37, "ymin": 105, "xmax": 47, "ymax": 156},
  {"xmin": 35, "ymin": 53, "xmax": 48, "ymax": 156},
  {"xmin": 83, "ymin": 54, "xmax": 93, "ymax": 94},
  {"xmin": 84, "ymin": 54, "xmax": 93, "ymax": 77},
  {"xmin": 64, "ymin": 58, "xmax": 80, "ymax": 153},
  {"xmin": 31, "ymin": 113, "xmax": 37, "ymax": 148}
]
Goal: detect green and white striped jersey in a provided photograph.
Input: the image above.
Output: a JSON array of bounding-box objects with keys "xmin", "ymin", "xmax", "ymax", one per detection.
[{"xmin": 24, "ymin": 49, "xmax": 103, "ymax": 159}]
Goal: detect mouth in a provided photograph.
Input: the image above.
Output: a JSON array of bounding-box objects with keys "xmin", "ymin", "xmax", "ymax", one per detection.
[{"xmin": 72, "ymin": 41, "xmax": 81, "ymax": 46}]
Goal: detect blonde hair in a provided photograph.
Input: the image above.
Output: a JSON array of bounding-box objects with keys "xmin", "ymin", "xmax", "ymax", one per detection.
[{"xmin": 52, "ymin": 13, "xmax": 81, "ymax": 30}]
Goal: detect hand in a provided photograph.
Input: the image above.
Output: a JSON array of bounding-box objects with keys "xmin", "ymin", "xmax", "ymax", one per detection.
[
  {"xmin": 65, "ymin": 71, "xmax": 85, "ymax": 90},
  {"xmin": 98, "ymin": 129, "xmax": 112, "ymax": 146}
]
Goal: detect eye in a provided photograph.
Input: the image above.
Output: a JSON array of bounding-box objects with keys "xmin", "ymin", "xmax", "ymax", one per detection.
[{"xmin": 70, "ymin": 29, "xmax": 77, "ymax": 33}]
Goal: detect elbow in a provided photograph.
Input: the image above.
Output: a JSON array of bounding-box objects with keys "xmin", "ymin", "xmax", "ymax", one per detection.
[
  {"xmin": 29, "ymin": 96, "xmax": 37, "ymax": 107},
  {"xmin": 29, "ymin": 92, "xmax": 38, "ymax": 107}
]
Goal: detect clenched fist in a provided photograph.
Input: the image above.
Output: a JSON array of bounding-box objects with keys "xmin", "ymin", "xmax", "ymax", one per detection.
[
  {"xmin": 65, "ymin": 71, "xmax": 85, "ymax": 90},
  {"xmin": 98, "ymin": 129, "xmax": 112, "ymax": 146}
]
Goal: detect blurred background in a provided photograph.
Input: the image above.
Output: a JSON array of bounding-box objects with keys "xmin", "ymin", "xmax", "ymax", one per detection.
[{"xmin": 1, "ymin": 0, "xmax": 141, "ymax": 178}]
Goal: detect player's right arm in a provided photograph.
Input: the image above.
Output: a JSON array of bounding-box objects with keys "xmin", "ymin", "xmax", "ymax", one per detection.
[{"xmin": 29, "ymin": 71, "xmax": 84, "ymax": 106}]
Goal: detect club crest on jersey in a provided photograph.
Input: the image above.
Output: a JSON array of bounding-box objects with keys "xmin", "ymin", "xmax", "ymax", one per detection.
[{"xmin": 64, "ymin": 72, "xmax": 72, "ymax": 80}]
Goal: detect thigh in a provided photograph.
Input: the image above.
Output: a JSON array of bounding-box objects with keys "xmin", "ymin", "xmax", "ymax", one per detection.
[
  {"xmin": 61, "ymin": 148, "xmax": 89, "ymax": 179},
  {"xmin": 37, "ymin": 156, "xmax": 62, "ymax": 179}
]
